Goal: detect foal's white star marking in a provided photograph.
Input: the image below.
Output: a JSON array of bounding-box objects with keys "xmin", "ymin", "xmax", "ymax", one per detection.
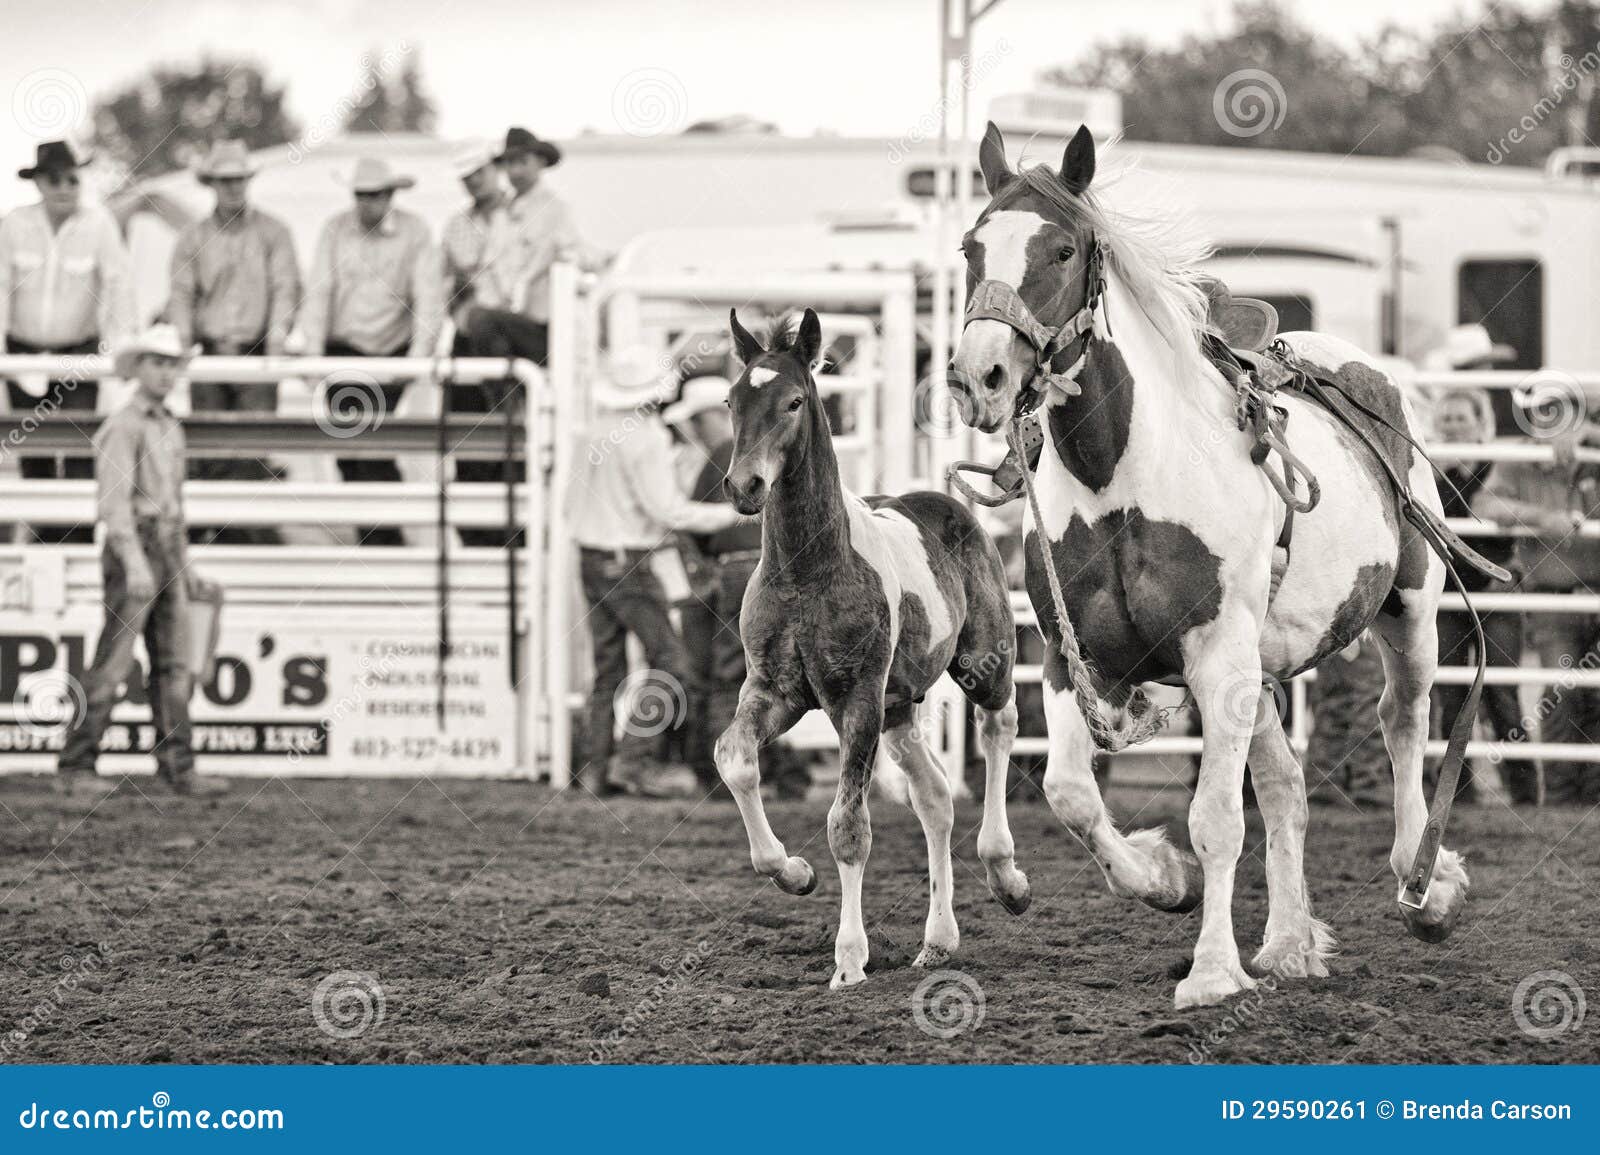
[{"xmin": 749, "ymin": 367, "xmax": 778, "ymax": 387}]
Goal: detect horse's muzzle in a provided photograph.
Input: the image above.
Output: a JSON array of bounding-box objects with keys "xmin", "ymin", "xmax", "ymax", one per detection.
[{"xmin": 725, "ymin": 473, "xmax": 767, "ymax": 515}]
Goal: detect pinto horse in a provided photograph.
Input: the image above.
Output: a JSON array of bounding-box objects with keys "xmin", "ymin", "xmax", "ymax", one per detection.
[
  {"xmin": 950, "ymin": 122, "xmax": 1469, "ymax": 1008},
  {"xmin": 715, "ymin": 308, "xmax": 1029, "ymax": 989}
]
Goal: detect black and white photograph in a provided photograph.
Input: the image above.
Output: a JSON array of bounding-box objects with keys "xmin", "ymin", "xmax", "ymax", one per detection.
[{"xmin": 0, "ymin": 0, "xmax": 1596, "ymax": 1111}]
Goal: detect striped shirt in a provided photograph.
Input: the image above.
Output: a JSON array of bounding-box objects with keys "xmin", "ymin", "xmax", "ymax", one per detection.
[
  {"xmin": 440, "ymin": 193, "xmax": 505, "ymax": 318},
  {"xmin": 167, "ymin": 207, "xmax": 301, "ymax": 353}
]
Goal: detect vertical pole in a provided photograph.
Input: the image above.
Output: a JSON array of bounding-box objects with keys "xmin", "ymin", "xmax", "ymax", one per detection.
[
  {"xmin": 543, "ymin": 262, "xmax": 579, "ymax": 787},
  {"xmin": 930, "ymin": 0, "xmax": 953, "ymax": 489},
  {"xmin": 521, "ymin": 357, "xmax": 546, "ymax": 780},
  {"xmin": 436, "ymin": 362, "xmax": 450, "ymax": 733},
  {"xmin": 1383, "ymin": 216, "xmax": 1403, "ymax": 358},
  {"xmin": 881, "ymin": 279, "xmax": 917, "ymax": 492}
]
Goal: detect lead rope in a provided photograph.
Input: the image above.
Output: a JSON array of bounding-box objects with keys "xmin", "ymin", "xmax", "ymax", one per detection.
[{"xmin": 1006, "ymin": 418, "xmax": 1174, "ymax": 752}]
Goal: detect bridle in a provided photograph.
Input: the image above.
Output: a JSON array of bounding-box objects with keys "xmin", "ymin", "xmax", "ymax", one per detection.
[{"xmin": 961, "ymin": 233, "xmax": 1108, "ymax": 412}]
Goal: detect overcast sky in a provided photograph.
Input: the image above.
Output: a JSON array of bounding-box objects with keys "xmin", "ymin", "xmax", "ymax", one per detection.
[{"xmin": 0, "ymin": 0, "xmax": 1531, "ymax": 209}]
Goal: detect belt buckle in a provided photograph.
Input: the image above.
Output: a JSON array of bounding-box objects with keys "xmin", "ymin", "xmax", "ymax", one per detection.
[{"xmin": 1396, "ymin": 876, "xmax": 1430, "ymax": 911}]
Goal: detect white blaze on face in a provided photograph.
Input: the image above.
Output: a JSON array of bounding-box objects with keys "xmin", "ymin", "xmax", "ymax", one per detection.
[
  {"xmin": 974, "ymin": 209, "xmax": 1048, "ymax": 285},
  {"xmin": 748, "ymin": 367, "xmax": 778, "ymax": 388}
]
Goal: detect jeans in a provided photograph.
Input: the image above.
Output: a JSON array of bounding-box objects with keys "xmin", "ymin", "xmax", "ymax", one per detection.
[
  {"xmin": 4, "ymin": 335, "xmax": 100, "ymax": 545},
  {"xmin": 1432, "ymin": 587, "xmax": 1536, "ymax": 802},
  {"xmin": 1526, "ymin": 607, "xmax": 1600, "ymax": 804},
  {"xmin": 579, "ymin": 547, "xmax": 693, "ymax": 775},
  {"xmin": 58, "ymin": 519, "xmax": 194, "ymax": 780},
  {"xmin": 684, "ymin": 552, "xmax": 809, "ymax": 796},
  {"xmin": 324, "ymin": 339, "xmax": 408, "ymax": 546},
  {"xmin": 188, "ymin": 337, "xmax": 282, "ymax": 545}
]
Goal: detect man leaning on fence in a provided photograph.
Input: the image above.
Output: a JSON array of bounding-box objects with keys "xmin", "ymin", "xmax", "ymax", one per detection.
[
  {"xmin": 300, "ymin": 157, "xmax": 443, "ymax": 547},
  {"xmin": 167, "ymin": 140, "xmax": 301, "ymax": 545},
  {"xmin": 0, "ymin": 140, "xmax": 135, "ymax": 544},
  {"xmin": 56, "ymin": 324, "xmax": 227, "ymax": 799}
]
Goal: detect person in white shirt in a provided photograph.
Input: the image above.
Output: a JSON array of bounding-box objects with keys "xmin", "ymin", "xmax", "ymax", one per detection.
[
  {"xmin": 0, "ymin": 139, "xmax": 135, "ymax": 543},
  {"xmin": 568, "ymin": 348, "xmax": 743, "ymax": 798}
]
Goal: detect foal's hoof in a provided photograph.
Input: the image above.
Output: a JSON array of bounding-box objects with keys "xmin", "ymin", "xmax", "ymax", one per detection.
[
  {"xmin": 986, "ymin": 863, "xmax": 1032, "ymax": 915},
  {"xmin": 830, "ymin": 967, "xmax": 867, "ymax": 990},
  {"xmin": 913, "ymin": 944, "xmax": 953, "ymax": 968},
  {"xmin": 773, "ymin": 856, "xmax": 817, "ymax": 896}
]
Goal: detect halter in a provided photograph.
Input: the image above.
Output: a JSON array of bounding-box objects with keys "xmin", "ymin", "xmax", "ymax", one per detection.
[{"xmin": 962, "ymin": 234, "xmax": 1108, "ymax": 408}]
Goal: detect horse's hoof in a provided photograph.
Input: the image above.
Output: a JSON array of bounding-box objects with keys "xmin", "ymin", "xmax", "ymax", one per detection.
[
  {"xmin": 1174, "ymin": 967, "xmax": 1255, "ymax": 1009},
  {"xmin": 987, "ymin": 865, "xmax": 1031, "ymax": 915},
  {"xmin": 1253, "ymin": 940, "xmax": 1328, "ymax": 979},
  {"xmin": 913, "ymin": 943, "xmax": 954, "ymax": 968},
  {"xmin": 1398, "ymin": 851, "xmax": 1468, "ymax": 944},
  {"xmin": 1143, "ymin": 843, "xmax": 1204, "ymax": 914},
  {"xmin": 773, "ymin": 856, "xmax": 816, "ymax": 896},
  {"xmin": 830, "ymin": 967, "xmax": 867, "ymax": 990},
  {"xmin": 1400, "ymin": 901, "xmax": 1461, "ymax": 944}
]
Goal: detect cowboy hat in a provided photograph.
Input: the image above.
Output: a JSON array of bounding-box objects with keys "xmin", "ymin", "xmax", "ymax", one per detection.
[
  {"xmin": 18, "ymin": 140, "xmax": 88, "ymax": 180},
  {"xmin": 594, "ymin": 345, "xmax": 672, "ymax": 409},
  {"xmin": 196, "ymin": 139, "xmax": 258, "ymax": 182},
  {"xmin": 1428, "ymin": 323, "xmax": 1516, "ymax": 370},
  {"xmin": 662, "ymin": 376, "xmax": 730, "ymax": 427},
  {"xmin": 342, "ymin": 157, "xmax": 416, "ymax": 194},
  {"xmin": 451, "ymin": 140, "xmax": 498, "ymax": 180},
  {"xmin": 494, "ymin": 127, "xmax": 561, "ymax": 167},
  {"xmin": 113, "ymin": 323, "xmax": 200, "ymax": 379}
]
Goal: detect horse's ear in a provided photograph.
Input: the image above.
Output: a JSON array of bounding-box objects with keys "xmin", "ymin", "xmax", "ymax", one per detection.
[
  {"xmin": 794, "ymin": 308, "xmax": 822, "ymax": 371},
  {"xmin": 1061, "ymin": 124, "xmax": 1095, "ymax": 196},
  {"xmin": 729, "ymin": 308, "xmax": 764, "ymax": 364},
  {"xmin": 978, "ymin": 121, "xmax": 1013, "ymax": 195}
]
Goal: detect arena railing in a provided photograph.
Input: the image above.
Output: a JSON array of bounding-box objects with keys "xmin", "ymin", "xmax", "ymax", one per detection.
[{"xmin": 0, "ymin": 351, "xmax": 560, "ymax": 777}]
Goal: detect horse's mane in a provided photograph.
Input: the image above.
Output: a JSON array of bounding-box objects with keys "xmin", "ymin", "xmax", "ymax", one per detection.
[
  {"xmin": 764, "ymin": 313, "xmax": 802, "ymax": 355},
  {"xmin": 989, "ymin": 162, "xmax": 1217, "ymax": 366}
]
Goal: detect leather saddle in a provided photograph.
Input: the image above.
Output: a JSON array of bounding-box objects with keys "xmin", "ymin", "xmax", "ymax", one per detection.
[
  {"xmin": 988, "ymin": 279, "xmax": 1280, "ymax": 494},
  {"xmin": 1200, "ymin": 277, "xmax": 1278, "ymax": 353}
]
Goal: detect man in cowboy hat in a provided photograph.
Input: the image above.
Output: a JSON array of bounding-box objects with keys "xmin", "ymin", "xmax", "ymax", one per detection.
[
  {"xmin": 664, "ymin": 375, "xmax": 810, "ymax": 800},
  {"xmin": 459, "ymin": 127, "xmax": 582, "ymax": 368},
  {"xmin": 0, "ymin": 139, "xmax": 134, "ymax": 543},
  {"xmin": 568, "ymin": 348, "xmax": 743, "ymax": 798},
  {"xmin": 300, "ymin": 156, "xmax": 443, "ymax": 546},
  {"xmin": 167, "ymin": 139, "xmax": 301, "ymax": 544},
  {"xmin": 56, "ymin": 323, "xmax": 227, "ymax": 798}
]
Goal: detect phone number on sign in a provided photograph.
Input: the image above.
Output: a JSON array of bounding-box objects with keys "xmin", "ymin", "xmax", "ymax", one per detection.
[
  {"xmin": 1221, "ymin": 1100, "xmax": 1367, "ymax": 1121},
  {"xmin": 350, "ymin": 737, "xmax": 503, "ymax": 761}
]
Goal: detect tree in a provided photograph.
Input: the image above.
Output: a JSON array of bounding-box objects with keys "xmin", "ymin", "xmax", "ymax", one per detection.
[
  {"xmin": 91, "ymin": 59, "xmax": 299, "ymax": 179},
  {"xmin": 342, "ymin": 50, "xmax": 437, "ymax": 135},
  {"xmin": 1045, "ymin": 0, "xmax": 1600, "ymax": 165}
]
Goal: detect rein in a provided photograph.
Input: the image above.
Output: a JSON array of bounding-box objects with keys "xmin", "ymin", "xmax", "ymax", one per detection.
[{"xmin": 1005, "ymin": 417, "xmax": 1174, "ymax": 752}]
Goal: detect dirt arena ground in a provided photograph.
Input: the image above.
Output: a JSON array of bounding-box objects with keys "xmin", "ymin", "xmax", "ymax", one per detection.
[{"xmin": 1, "ymin": 773, "xmax": 1596, "ymax": 1064}]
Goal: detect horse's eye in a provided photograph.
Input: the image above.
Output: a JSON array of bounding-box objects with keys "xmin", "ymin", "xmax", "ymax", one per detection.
[
  {"xmin": 787, "ymin": 397, "xmax": 804, "ymax": 412},
  {"xmin": 1057, "ymin": 245, "xmax": 1075, "ymax": 263}
]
